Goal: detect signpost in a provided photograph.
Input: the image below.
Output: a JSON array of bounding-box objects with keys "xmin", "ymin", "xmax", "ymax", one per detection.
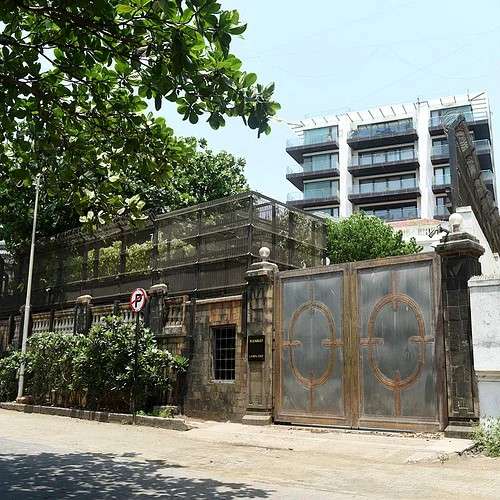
[
  {"xmin": 129, "ymin": 288, "xmax": 148, "ymax": 422},
  {"xmin": 248, "ymin": 335, "xmax": 265, "ymax": 361}
]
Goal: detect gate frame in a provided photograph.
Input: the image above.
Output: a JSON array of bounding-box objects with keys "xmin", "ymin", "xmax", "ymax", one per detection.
[{"xmin": 274, "ymin": 253, "xmax": 447, "ymax": 432}]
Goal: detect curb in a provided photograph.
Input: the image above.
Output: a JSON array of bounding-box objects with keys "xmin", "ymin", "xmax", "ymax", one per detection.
[{"xmin": 0, "ymin": 402, "xmax": 191, "ymax": 431}]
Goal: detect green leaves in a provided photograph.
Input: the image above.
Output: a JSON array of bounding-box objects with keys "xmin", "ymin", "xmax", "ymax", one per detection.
[
  {"xmin": 0, "ymin": 318, "xmax": 188, "ymax": 412},
  {"xmin": 326, "ymin": 212, "xmax": 423, "ymax": 264},
  {"xmin": 0, "ymin": 0, "xmax": 278, "ymax": 250}
]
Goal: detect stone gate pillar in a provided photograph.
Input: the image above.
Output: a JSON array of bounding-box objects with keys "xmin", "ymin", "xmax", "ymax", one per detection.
[
  {"xmin": 242, "ymin": 247, "xmax": 277, "ymax": 425},
  {"xmin": 146, "ymin": 283, "xmax": 168, "ymax": 336},
  {"xmin": 435, "ymin": 213, "xmax": 484, "ymax": 429},
  {"xmin": 74, "ymin": 295, "xmax": 93, "ymax": 334}
]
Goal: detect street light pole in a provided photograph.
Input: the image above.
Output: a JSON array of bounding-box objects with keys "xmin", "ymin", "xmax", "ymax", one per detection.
[{"xmin": 16, "ymin": 173, "xmax": 42, "ymax": 402}]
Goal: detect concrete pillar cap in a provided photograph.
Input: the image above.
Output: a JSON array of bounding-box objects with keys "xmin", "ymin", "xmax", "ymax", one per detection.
[
  {"xmin": 149, "ymin": 283, "xmax": 168, "ymax": 294},
  {"xmin": 76, "ymin": 294, "xmax": 93, "ymax": 304}
]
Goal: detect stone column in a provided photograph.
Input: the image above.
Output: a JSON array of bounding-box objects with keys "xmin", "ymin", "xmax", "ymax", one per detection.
[
  {"xmin": 146, "ymin": 283, "xmax": 168, "ymax": 336},
  {"xmin": 74, "ymin": 295, "xmax": 93, "ymax": 335},
  {"xmin": 435, "ymin": 215, "xmax": 484, "ymax": 427},
  {"xmin": 242, "ymin": 247, "xmax": 277, "ymax": 425}
]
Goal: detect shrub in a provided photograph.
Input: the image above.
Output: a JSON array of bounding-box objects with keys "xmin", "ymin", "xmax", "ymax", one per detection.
[
  {"xmin": 326, "ymin": 212, "xmax": 422, "ymax": 264},
  {"xmin": 0, "ymin": 317, "xmax": 188, "ymax": 413},
  {"xmin": 473, "ymin": 418, "xmax": 500, "ymax": 457},
  {"xmin": 0, "ymin": 350, "xmax": 23, "ymax": 402}
]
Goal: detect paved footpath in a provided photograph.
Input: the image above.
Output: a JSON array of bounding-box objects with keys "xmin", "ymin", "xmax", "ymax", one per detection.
[{"xmin": 0, "ymin": 409, "xmax": 499, "ymax": 499}]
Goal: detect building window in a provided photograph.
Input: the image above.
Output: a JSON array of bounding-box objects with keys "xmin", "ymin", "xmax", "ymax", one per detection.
[
  {"xmin": 212, "ymin": 325, "xmax": 236, "ymax": 381},
  {"xmin": 303, "ymin": 153, "xmax": 339, "ymax": 172},
  {"xmin": 361, "ymin": 203, "xmax": 418, "ymax": 221},
  {"xmin": 431, "ymin": 105, "xmax": 472, "ymax": 118},
  {"xmin": 357, "ymin": 146, "xmax": 414, "ymax": 166},
  {"xmin": 303, "ymin": 126, "xmax": 338, "ymax": 145},
  {"xmin": 355, "ymin": 118, "xmax": 413, "ymax": 138},
  {"xmin": 434, "ymin": 166, "xmax": 451, "ymax": 185},
  {"xmin": 357, "ymin": 173, "xmax": 416, "ymax": 194},
  {"xmin": 306, "ymin": 207, "xmax": 339, "ymax": 218},
  {"xmin": 304, "ymin": 180, "xmax": 339, "ymax": 200}
]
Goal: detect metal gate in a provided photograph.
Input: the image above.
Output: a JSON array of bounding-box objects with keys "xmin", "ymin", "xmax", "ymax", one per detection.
[{"xmin": 274, "ymin": 254, "xmax": 446, "ymax": 432}]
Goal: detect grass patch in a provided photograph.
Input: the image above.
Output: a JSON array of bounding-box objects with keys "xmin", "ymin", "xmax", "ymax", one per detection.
[{"xmin": 473, "ymin": 418, "xmax": 500, "ymax": 457}]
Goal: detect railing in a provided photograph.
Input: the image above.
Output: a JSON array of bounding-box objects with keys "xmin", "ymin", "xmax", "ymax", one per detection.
[
  {"xmin": 434, "ymin": 205, "xmax": 450, "ymax": 217},
  {"xmin": 287, "ymin": 188, "xmax": 340, "ymax": 202},
  {"xmin": 349, "ymin": 120, "xmax": 414, "ymax": 140},
  {"xmin": 428, "ymin": 110, "xmax": 488, "ymax": 128},
  {"xmin": 474, "ymin": 139, "xmax": 491, "ymax": 154},
  {"xmin": 286, "ymin": 163, "xmax": 339, "ymax": 176},
  {"xmin": 431, "ymin": 144, "xmax": 449, "ymax": 157},
  {"xmin": 360, "ymin": 206, "xmax": 420, "ymax": 221},
  {"xmin": 349, "ymin": 179, "xmax": 418, "ymax": 196},
  {"xmin": 286, "ymin": 131, "xmax": 338, "ymax": 148},
  {"xmin": 351, "ymin": 149, "xmax": 417, "ymax": 167},
  {"xmin": 433, "ymin": 174, "xmax": 451, "ymax": 186}
]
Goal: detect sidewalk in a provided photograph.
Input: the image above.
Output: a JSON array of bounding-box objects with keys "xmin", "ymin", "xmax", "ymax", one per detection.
[{"xmin": 0, "ymin": 409, "xmax": 497, "ymax": 499}]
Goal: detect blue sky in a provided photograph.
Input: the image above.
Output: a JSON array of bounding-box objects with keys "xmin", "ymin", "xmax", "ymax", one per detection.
[{"xmin": 163, "ymin": 0, "xmax": 500, "ymax": 202}]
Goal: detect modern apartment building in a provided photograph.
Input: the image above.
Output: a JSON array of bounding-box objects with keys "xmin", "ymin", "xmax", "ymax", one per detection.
[{"xmin": 286, "ymin": 92, "xmax": 495, "ymax": 222}]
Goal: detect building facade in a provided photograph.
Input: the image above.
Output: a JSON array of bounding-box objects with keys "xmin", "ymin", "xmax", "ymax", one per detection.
[{"xmin": 286, "ymin": 92, "xmax": 496, "ymax": 222}]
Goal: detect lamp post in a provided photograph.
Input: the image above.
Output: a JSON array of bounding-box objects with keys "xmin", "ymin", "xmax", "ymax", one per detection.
[{"xmin": 16, "ymin": 173, "xmax": 42, "ymax": 402}]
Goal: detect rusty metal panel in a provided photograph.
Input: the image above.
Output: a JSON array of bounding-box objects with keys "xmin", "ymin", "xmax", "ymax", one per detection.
[
  {"xmin": 354, "ymin": 257, "xmax": 441, "ymax": 431},
  {"xmin": 275, "ymin": 254, "xmax": 444, "ymax": 432},
  {"xmin": 275, "ymin": 268, "xmax": 349, "ymax": 426}
]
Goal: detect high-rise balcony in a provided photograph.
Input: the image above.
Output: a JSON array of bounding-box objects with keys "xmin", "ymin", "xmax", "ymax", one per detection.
[
  {"xmin": 348, "ymin": 150, "xmax": 419, "ymax": 176},
  {"xmin": 481, "ymin": 170, "xmax": 496, "ymax": 198},
  {"xmin": 429, "ymin": 110, "xmax": 490, "ymax": 140},
  {"xmin": 434, "ymin": 205, "xmax": 450, "ymax": 221},
  {"xmin": 287, "ymin": 188, "xmax": 340, "ymax": 209},
  {"xmin": 286, "ymin": 163, "xmax": 340, "ymax": 190},
  {"xmin": 359, "ymin": 206, "xmax": 420, "ymax": 222},
  {"xmin": 348, "ymin": 179, "xmax": 420, "ymax": 204},
  {"xmin": 432, "ymin": 174, "xmax": 452, "ymax": 193},
  {"xmin": 347, "ymin": 120, "xmax": 418, "ymax": 150},
  {"xmin": 475, "ymin": 139, "xmax": 493, "ymax": 171},
  {"xmin": 286, "ymin": 131, "xmax": 339, "ymax": 162},
  {"xmin": 430, "ymin": 144, "xmax": 450, "ymax": 164}
]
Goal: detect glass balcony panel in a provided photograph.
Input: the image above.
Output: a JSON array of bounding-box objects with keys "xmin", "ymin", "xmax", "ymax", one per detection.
[
  {"xmin": 432, "ymin": 144, "xmax": 450, "ymax": 156},
  {"xmin": 435, "ymin": 205, "xmax": 449, "ymax": 216},
  {"xmin": 433, "ymin": 174, "xmax": 451, "ymax": 185},
  {"xmin": 388, "ymin": 177, "xmax": 400, "ymax": 190},
  {"xmin": 474, "ymin": 139, "xmax": 491, "ymax": 154}
]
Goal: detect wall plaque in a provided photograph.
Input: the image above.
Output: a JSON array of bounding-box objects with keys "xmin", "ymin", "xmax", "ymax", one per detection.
[{"xmin": 248, "ymin": 335, "xmax": 265, "ymax": 361}]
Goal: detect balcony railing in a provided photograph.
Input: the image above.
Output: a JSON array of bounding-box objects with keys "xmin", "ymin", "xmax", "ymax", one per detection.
[
  {"xmin": 474, "ymin": 139, "xmax": 492, "ymax": 154},
  {"xmin": 431, "ymin": 144, "xmax": 449, "ymax": 157},
  {"xmin": 429, "ymin": 110, "xmax": 488, "ymax": 128},
  {"xmin": 349, "ymin": 120, "xmax": 414, "ymax": 141},
  {"xmin": 349, "ymin": 179, "xmax": 418, "ymax": 197},
  {"xmin": 286, "ymin": 132, "xmax": 338, "ymax": 148},
  {"xmin": 287, "ymin": 188, "xmax": 339, "ymax": 202},
  {"xmin": 433, "ymin": 174, "xmax": 451, "ymax": 186},
  {"xmin": 434, "ymin": 205, "xmax": 450, "ymax": 217},
  {"xmin": 351, "ymin": 150, "xmax": 417, "ymax": 167},
  {"xmin": 360, "ymin": 206, "xmax": 420, "ymax": 221},
  {"xmin": 287, "ymin": 164, "xmax": 339, "ymax": 175}
]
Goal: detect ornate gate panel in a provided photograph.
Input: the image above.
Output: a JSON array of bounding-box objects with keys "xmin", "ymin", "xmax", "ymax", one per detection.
[
  {"xmin": 275, "ymin": 267, "xmax": 350, "ymax": 426},
  {"xmin": 275, "ymin": 254, "xmax": 445, "ymax": 431},
  {"xmin": 352, "ymin": 256, "xmax": 445, "ymax": 431}
]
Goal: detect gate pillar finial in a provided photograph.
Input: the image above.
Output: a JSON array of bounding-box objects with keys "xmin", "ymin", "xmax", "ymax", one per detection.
[{"xmin": 242, "ymin": 257, "xmax": 278, "ymax": 426}]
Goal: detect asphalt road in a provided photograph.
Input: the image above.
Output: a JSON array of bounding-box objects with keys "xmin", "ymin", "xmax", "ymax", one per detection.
[{"xmin": 0, "ymin": 409, "xmax": 499, "ymax": 499}]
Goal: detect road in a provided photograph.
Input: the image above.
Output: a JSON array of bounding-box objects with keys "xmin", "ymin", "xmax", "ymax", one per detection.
[{"xmin": 0, "ymin": 409, "xmax": 499, "ymax": 499}]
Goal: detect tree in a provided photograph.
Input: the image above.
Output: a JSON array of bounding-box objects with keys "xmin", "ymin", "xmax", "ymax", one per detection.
[
  {"xmin": 326, "ymin": 212, "xmax": 422, "ymax": 264},
  {"xmin": 141, "ymin": 138, "xmax": 248, "ymax": 211},
  {"xmin": 0, "ymin": 1, "xmax": 279, "ymax": 249}
]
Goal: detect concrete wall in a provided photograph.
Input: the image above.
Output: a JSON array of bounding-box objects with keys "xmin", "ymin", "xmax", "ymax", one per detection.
[
  {"xmin": 469, "ymin": 276, "xmax": 500, "ymax": 418},
  {"xmin": 457, "ymin": 206, "xmax": 500, "ymax": 276},
  {"xmin": 183, "ymin": 296, "xmax": 247, "ymax": 421}
]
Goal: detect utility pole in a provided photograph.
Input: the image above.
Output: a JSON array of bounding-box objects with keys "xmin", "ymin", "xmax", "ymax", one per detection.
[{"xmin": 16, "ymin": 173, "xmax": 42, "ymax": 402}]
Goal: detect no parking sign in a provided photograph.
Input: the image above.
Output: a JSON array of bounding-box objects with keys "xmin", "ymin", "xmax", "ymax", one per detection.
[{"xmin": 130, "ymin": 287, "xmax": 148, "ymax": 312}]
